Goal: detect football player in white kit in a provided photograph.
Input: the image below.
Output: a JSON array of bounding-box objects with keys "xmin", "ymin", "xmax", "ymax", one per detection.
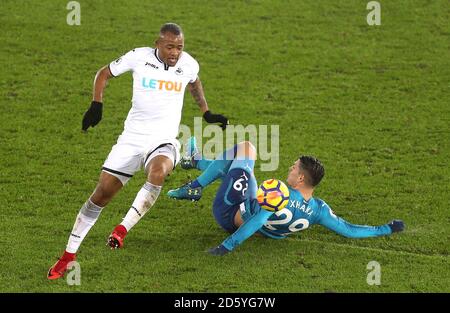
[{"xmin": 48, "ymin": 23, "xmax": 229, "ymax": 280}]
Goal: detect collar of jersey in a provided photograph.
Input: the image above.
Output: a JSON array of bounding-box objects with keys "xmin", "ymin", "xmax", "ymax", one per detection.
[{"xmin": 154, "ymin": 49, "xmax": 170, "ymax": 70}]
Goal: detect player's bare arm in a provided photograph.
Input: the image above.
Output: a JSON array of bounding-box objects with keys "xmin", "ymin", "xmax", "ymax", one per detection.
[
  {"xmin": 189, "ymin": 78, "xmax": 229, "ymax": 129},
  {"xmin": 188, "ymin": 78, "xmax": 209, "ymax": 113},
  {"xmin": 93, "ymin": 65, "xmax": 114, "ymax": 103},
  {"xmin": 81, "ymin": 65, "xmax": 113, "ymax": 131}
]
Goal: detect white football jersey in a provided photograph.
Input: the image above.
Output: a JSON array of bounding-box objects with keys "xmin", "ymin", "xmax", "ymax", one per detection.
[{"xmin": 109, "ymin": 47, "xmax": 199, "ymax": 139}]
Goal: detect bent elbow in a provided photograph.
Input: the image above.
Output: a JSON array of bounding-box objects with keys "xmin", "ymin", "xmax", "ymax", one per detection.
[{"xmin": 96, "ymin": 66, "xmax": 112, "ymax": 80}]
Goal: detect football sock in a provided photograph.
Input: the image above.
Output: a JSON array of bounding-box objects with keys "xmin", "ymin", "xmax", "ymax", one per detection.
[
  {"xmin": 194, "ymin": 145, "xmax": 237, "ymax": 188},
  {"xmin": 66, "ymin": 199, "xmax": 103, "ymax": 254},
  {"xmin": 196, "ymin": 158, "xmax": 212, "ymax": 171},
  {"xmin": 190, "ymin": 180, "xmax": 202, "ymax": 188},
  {"xmin": 120, "ymin": 182, "xmax": 161, "ymax": 231}
]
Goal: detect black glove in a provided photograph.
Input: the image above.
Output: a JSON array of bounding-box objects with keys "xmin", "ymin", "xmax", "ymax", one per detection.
[
  {"xmin": 388, "ymin": 220, "xmax": 405, "ymax": 233},
  {"xmin": 203, "ymin": 110, "xmax": 229, "ymax": 130},
  {"xmin": 82, "ymin": 101, "xmax": 103, "ymax": 131},
  {"xmin": 208, "ymin": 244, "xmax": 231, "ymax": 256}
]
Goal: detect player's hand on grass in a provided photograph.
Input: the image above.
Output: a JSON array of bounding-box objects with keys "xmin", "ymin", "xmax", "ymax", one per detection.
[
  {"xmin": 208, "ymin": 244, "xmax": 230, "ymax": 256},
  {"xmin": 82, "ymin": 101, "xmax": 103, "ymax": 131},
  {"xmin": 388, "ymin": 220, "xmax": 405, "ymax": 233},
  {"xmin": 203, "ymin": 110, "xmax": 229, "ymax": 130}
]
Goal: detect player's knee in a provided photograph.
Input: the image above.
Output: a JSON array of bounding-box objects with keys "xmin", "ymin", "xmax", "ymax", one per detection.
[
  {"xmin": 91, "ymin": 184, "xmax": 115, "ymax": 205},
  {"xmin": 148, "ymin": 165, "xmax": 170, "ymax": 184},
  {"xmin": 236, "ymin": 141, "xmax": 257, "ymax": 159}
]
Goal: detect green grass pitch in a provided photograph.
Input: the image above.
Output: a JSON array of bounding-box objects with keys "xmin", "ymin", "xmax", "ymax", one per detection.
[{"xmin": 0, "ymin": 0, "xmax": 449, "ymax": 292}]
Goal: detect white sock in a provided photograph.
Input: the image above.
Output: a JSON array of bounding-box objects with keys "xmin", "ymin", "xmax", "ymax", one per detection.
[
  {"xmin": 121, "ymin": 182, "xmax": 161, "ymax": 231},
  {"xmin": 66, "ymin": 199, "xmax": 103, "ymax": 253}
]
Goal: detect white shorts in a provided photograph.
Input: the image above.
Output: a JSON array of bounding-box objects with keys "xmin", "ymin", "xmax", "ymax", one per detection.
[{"xmin": 102, "ymin": 133, "xmax": 181, "ymax": 185}]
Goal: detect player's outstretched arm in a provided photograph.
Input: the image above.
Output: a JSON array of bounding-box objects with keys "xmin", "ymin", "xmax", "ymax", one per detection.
[
  {"xmin": 209, "ymin": 209, "xmax": 273, "ymax": 256},
  {"xmin": 82, "ymin": 65, "xmax": 113, "ymax": 131},
  {"xmin": 188, "ymin": 78, "xmax": 229, "ymax": 130},
  {"xmin": 316, "ymin": 202, "xmax": 405, "ymax": 238}
]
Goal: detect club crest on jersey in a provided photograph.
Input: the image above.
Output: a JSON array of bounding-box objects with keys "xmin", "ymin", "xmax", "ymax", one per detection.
[
  {"xmin": 175, "ymin": 67, "xmax": 183, "ymax": 75},
  {"xmin": 141, "ymin": 78, "xmax": 182, "ymax": 92}
]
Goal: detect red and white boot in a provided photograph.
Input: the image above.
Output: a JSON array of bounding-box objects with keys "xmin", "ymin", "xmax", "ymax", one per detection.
[
  {"xmin": 107, "ymin": 225, "xmax": 128, "ymax": 249},
  {"xmin": 47, "ymin": 251, "xmax": 76, "ymax": 280}
]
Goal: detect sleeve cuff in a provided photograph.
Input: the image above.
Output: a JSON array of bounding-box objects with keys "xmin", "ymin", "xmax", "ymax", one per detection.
[{"xmin": 108, "ymin": 64, "xmax": 116, "ymax": 77}]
